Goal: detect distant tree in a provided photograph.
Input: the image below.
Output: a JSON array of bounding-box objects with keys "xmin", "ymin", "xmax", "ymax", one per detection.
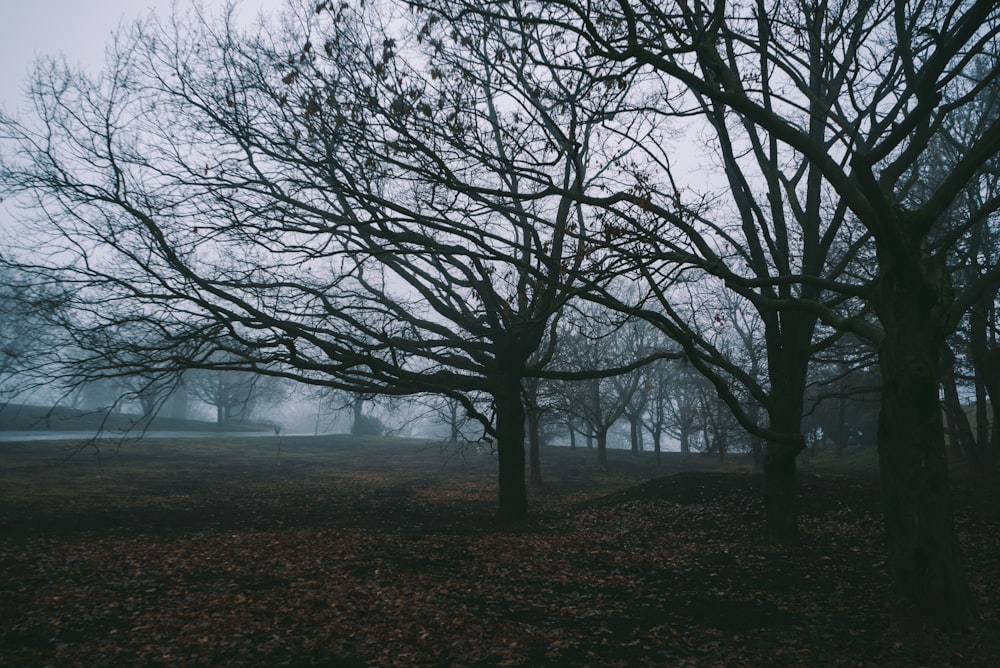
[
  {"xmin": 656, "ymin": 359, "xmax": 704, "ymax": 457},
  {"xmin": 550, "ymin": 308, "xmax": 648, "ymax": 469},
  {"xmin": 0, "ymin": 266, "xmax": 69, "ymax": 399},
  {"xmin": 186, "ymin": 366, "xmax": 286, "ymax": 425}
]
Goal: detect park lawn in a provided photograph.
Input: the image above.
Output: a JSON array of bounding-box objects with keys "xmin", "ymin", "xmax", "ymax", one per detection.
[{"xmin": 1, "ymin": 436, "xmax": 997, "ymax": 666}]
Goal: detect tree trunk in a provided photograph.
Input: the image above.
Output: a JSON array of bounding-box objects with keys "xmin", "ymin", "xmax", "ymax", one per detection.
[
  {"xmin": 874, "ymin": 251, "xmax": 977, "ymax": 627},
  {"xmin": 494, "ymin": 380, "xmax": 527, "ymax": 521},
  {"xmin": 762, "ymin": 366, "xmax": 808, "ymax": 538},
  {"xmin": 652, "ymin": 425, "xmax": 662, "ymax": 466},
  {"xmin": 679, "ymin": 425, "xmax": 691, "ymax": 455},
  {"xmin": 762, "ymin": 438, "xmax": 800, "ymax": 536},
  {"xmin": 976, "ymin": 364, "xmax": 1000, "ymax": 473},
  {"xmin": 629, "ymin": 415, "xmax": 641, "ymax": 455},
  {"xmin": 567, "ymin": 420, "xmax": 577, "ymax": 449},
  {"xmin": 527, "ymin": 408, "xmax": 542, "ymax": 487},
  {"xmin": 596, "ymin": 427, "xmax": 608, "ymax": 470},
  {"xmin": 971, "ymin": 345, "xmax": 1000, "ymax": 473},
  {"xmin": 750, "ymin": 436, "xmax": 763, "ymax": 472},
  {"xmin": 940, "ymin": 345, "xmax": 976, "ymax": 460},
  {"xmin": 140, "ymin": 394, "xmax": 157, "ymax": 417},
  {"xmin": 448, "ymin": 400, "xmax": 460, "ymax": 449},
  {"xmin": 759, "ymin": 307, "xmax": 813, "ymax": 539},
  {"xmin": 713, "ymin": 428, "xmax": 726, "ymax": 463},
  {"xmin": 835, "ymin": 379, "xmax": 847, "ymax": 458}
]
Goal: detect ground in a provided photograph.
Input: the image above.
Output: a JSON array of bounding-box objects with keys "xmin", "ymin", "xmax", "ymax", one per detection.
[{"xmin": 0, "ymin": 436, "xmax": 997, "ymax": 666}]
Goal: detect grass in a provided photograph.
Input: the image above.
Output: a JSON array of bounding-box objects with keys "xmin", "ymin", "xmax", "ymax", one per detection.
[
  {"xmin": 0, "ymin": 434, "xmax": 743, "ymax": 511},
  {"xmin": 2, "ymin": 435, "xmax": 995, "ymax": 667}
]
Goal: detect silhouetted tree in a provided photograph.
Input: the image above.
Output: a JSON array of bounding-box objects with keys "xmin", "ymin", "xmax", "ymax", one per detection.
[{"xmin": 0, "ymin": 1, "xmax": 650, "ymax": 519}]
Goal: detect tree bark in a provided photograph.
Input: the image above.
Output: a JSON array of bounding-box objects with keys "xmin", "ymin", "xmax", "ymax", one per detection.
[
  {"xmin": 596, "ymin": 428, "xmax": 609, "ymax": 470},
  {"xmin": 527, "ymin": 407, "xmax": 543, "ymax": 487},
  {"xmin": 874, "ymin": 249, "xmax": 977, "ymax": 627},
  {"xmin": 969, "ymin": 305, "xmax": 1000, "ymax": 472},
  {"xmin": 761, "ymin": 312, "xmax": 811, "ymax": 538},
  {"xmin": 750, "ymin": 436, "xmax": 763, "ymax": 472},
  {"xmin": 762, "ymin": 438, "xmax": 801, "ymax": 536},
  {"xmin": 350, "ymin": 396, "xmax": 364, "ymax": 435},
  {"xmin": 494, "ymin": 379, "xmax": 527, "ymax": 520},
  {"xmin": 835, "ymin": 379, "xmax": 847, "ymax": 458},
  {"xmin": 629, "ymin": 415, "xmax": 641, "ymax": 455},
  {"xmin": 974, "ymin": 358, "xmax": 1000, "ymax": 472},
  {"xmin": 940, "ymin": 345, "xmax": 976, "ymax": 460}
]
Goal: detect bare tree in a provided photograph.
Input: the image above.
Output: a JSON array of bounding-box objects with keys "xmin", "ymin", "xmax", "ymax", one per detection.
[
  {"xmin": 0, "ymin": 1, "xmax": 654, "ymax": 519},
  {"xmin": 490, "ymin": 0, "xmax": 998, "ymax": 626},
  {"xmin": 550, "ymin": 307, "xmax": 647, "ymax": 469},
  {"xmin": 0, "ymin": 266, "xmax": 69, "ymax": 399},
  {"xmin": 185, "ymin": 366, "xmax": 286, "ymax": 426},
  {"xmin": 419, "ymin": 0, "xmax": 1000, "ymax": 626}
]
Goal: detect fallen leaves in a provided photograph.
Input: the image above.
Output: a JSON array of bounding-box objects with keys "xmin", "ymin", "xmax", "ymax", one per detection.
[{"xmin": 1, "ymin": 452, "xmax": 998, "ymax": 666}]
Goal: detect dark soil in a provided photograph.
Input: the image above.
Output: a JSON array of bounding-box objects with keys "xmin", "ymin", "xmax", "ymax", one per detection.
[{"xmin": 1, "ymin": 438, "xmax": 997, "ymax": 667}]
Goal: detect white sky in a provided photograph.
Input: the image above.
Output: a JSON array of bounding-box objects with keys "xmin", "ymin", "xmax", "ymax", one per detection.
[
  {"xmin": 0, "ymin": 0, "xmax": 280, "ymax": 113},
  {"xmin": 1, "ymin": 1, "xmax": 164, "ymax": 112}
]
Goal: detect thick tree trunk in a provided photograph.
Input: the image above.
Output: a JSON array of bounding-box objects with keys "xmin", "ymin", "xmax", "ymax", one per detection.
[
  {"xmin": 762, "ymin": 438, "xmax": 801, "ymax": 536},
  {"xmin": 527, "ymin": 408, "xmax": 542, "ymax": 487},
  {"xmin": 596, "ymin": 428, "xmax": 608, "ymax": 470},
  {"xmin": 652, "ymin": 425, "xmax": 662, "ymax": 466},
  {"xmin": 679, "ymin": 426, "xmax": 691, "ymax": 455},
  {"xmin": 874, "ymin": 252, "xmax": 977, "ymax": 627},
  {"xmin": 494, "ymin": 381, "xmax": 527, "ymax": 520},
  {"xmin": 762, "ymin": 359, "xmax": 808, "ymax": 538}
]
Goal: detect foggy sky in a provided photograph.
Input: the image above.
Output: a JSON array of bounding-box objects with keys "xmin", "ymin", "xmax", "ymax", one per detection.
[{"xmin": 0, "ymin": 0, "xmax": 281, "ymax": 113}]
